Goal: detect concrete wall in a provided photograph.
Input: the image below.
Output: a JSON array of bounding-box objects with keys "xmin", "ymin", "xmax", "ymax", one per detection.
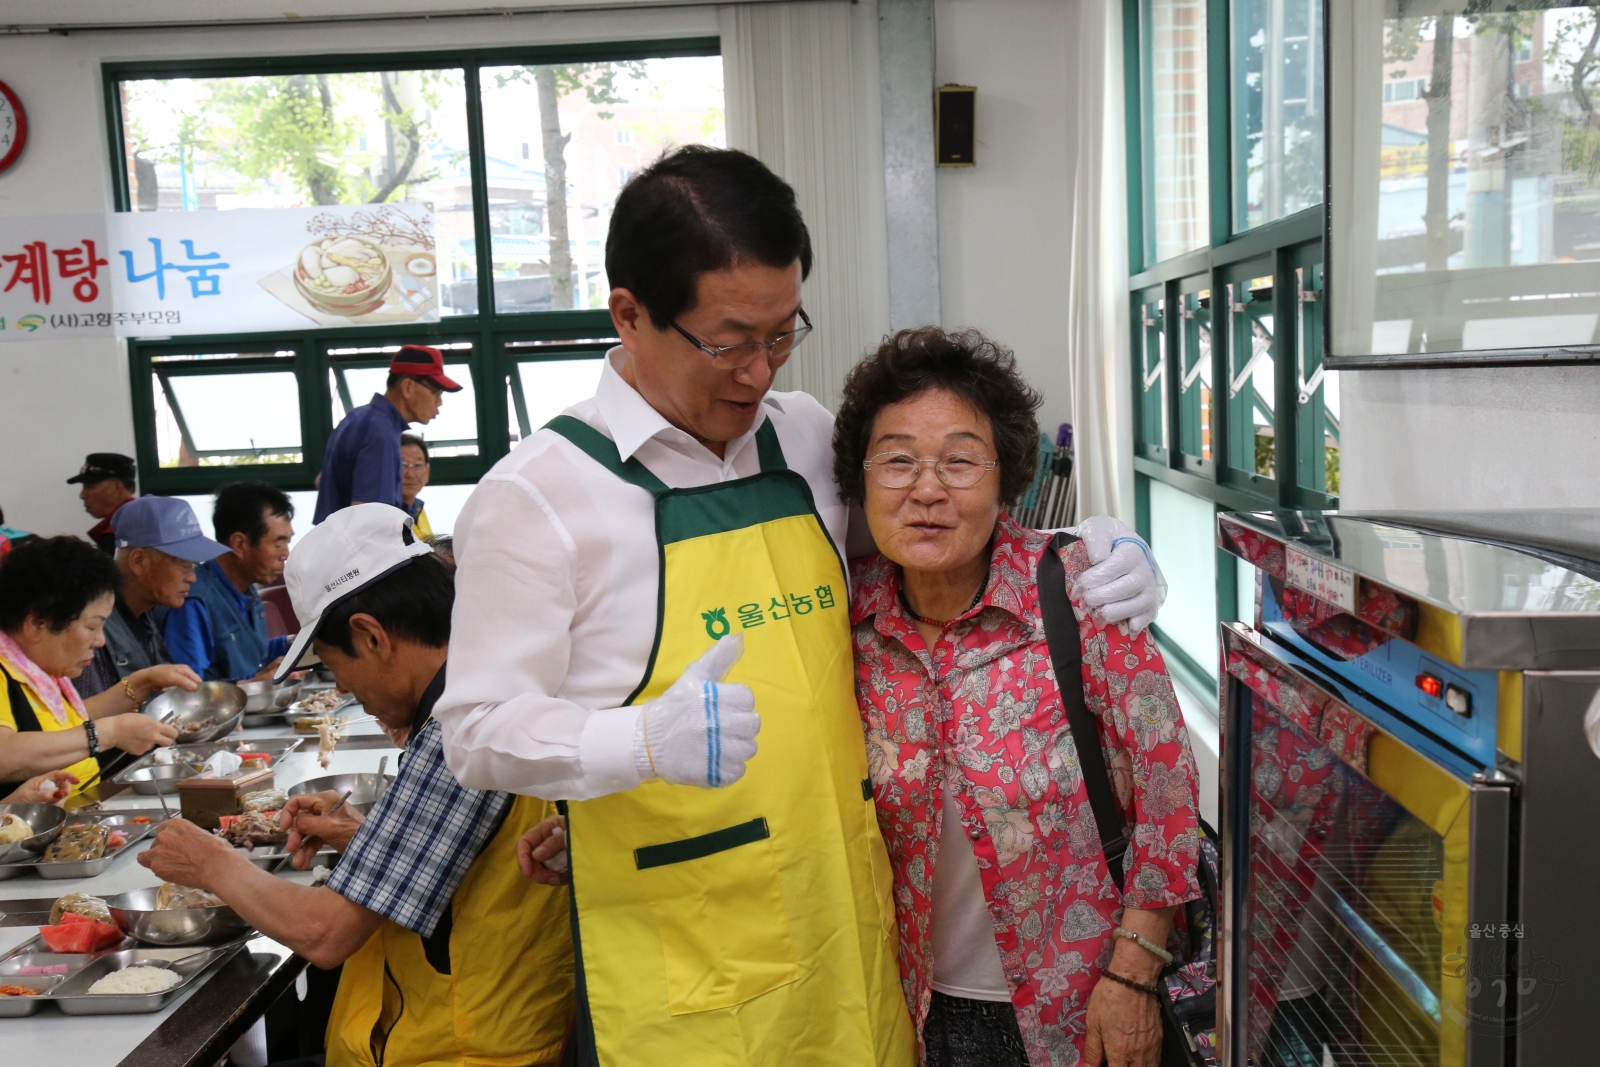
[
  {"xmin": 933, "ymin": 0, "xmax": 1076, "ymax": 435},
  {"xmin": 1340, "ymin": 366, "xmax": 1600, "ymax": 510},
  {"xmin": 0, "ymin": 5, "xmax": 718, "ymax": 540}
]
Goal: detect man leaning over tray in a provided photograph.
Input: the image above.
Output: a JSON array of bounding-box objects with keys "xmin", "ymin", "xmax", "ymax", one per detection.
[{"xmin": 139, "ymin": 504, "xmax": 573, "ymax": 1067}]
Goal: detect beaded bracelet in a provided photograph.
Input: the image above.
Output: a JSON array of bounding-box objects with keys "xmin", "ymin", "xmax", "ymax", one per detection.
[
  {"xmin": 1114, "ymin": 927, "xmax": 1174, "ymax": 966},
  {"xmin": 1100, "ymin": 970, "xmax": 1160, "ymax": 998}
]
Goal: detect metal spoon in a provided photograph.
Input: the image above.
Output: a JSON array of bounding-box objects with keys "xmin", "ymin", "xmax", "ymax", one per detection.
[{"xmin": 267, "ymin": 788, "xmax": 353, "ymax": 875}]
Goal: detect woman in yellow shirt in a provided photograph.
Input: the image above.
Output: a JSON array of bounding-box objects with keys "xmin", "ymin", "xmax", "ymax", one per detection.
[{"xmin": 0, "ymin": 537, "xmax": 188, "ymax": 797}]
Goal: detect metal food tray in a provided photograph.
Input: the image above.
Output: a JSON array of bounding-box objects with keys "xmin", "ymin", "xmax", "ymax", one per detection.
[
  {"xmin": 111, "ymin": 738, "xmax": 306, "ymax": 795},
  {"xmin": 242, "ymin": 845, "xmax": 337, "ymax": 873},
  {"xmin": 52, "ymin": 945, "xmax": 242, "ymax": 1014},
  {"xmin": 0, "ymin": 934, "xmax": 244, "ymax": 1015},
  {"xmin": 0, "ymin": 811, "xmax": 167, "ymax": 880},
  {"xmin": 286, "ymin": 690, "xmax": 356, "ymax": 719}
]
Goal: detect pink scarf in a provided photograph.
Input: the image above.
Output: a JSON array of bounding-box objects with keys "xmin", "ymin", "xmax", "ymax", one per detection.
[{"xmin": 0, "ymin": 629, "xmax": 87, "ymax": 728}]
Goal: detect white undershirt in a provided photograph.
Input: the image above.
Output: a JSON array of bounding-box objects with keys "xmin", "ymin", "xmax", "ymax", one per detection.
[
  {"xmin": 930, "ymin": 776, "xmax": 1012, "ymax": 1002},
  {"xmin": 435, "ymin": 348, "xmax": 852, "ymax": 800}
]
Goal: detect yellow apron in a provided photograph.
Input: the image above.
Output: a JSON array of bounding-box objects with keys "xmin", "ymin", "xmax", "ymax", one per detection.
[
  {"xmin": 549, "ymin": 415, "xmax": 914, "ymax": 1067},
  {"xmin": 325, "ymin": 793, "xmax": 574, "ymax": 1067}
]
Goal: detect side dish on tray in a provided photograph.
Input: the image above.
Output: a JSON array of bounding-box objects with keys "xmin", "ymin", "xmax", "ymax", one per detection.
[
  {"xmin": 41, "ymin": 894, "xmax": 124, "ymax": 953},
  {"xmin": 43, "ymin": 824, "xmax": 109, "ymax": 863}
]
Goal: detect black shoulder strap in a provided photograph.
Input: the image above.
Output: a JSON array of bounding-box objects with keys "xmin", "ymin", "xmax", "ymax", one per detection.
[
  {"xmin": 0, "ymin": 662, "xmax": 44, "ymax": 735},
  {"xmin": 1037, "ymin": 532, "xmax": 1129, "ymax": 892}
]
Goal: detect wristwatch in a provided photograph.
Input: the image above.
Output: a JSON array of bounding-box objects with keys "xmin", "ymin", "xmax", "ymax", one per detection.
[{"xmin": 84, "ymin": 720, "xmax": 100, "ymax": 759}]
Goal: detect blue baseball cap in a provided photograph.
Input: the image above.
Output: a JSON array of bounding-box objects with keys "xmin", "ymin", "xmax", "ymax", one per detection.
[{"xmin": 111, "ymin": 496, "xmax": 228, "ymax": 562}]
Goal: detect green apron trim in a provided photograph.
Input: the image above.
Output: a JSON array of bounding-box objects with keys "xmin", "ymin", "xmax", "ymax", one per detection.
[
  {"xmin": 633, "ymin": 817, "xmax": 771, "ymax": 870},
  {"xmin": 544, "ymin": 415, "xmax": 812, "ymax": 544},
  {"xmin": 545, "ymin": 415, "xmax": 669, "ymax": 494}
]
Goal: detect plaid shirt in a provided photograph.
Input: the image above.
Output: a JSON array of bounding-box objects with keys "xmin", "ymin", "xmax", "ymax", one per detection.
[{"xmin": 327, "ymin": 715, "xmax": 512, "ymax": 937}]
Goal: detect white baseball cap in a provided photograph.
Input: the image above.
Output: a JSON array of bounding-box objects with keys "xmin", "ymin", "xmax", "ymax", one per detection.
[{"xmin": 272, "ymin": 504, "xmax": 435, "ymax": 683}]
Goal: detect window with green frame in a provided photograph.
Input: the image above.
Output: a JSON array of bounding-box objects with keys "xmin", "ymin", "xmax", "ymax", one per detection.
[
  {"xmin": 107, "ymin": 39, "xmax": 723, "ymax": 497},
  {"xmin": 1123, "ymin": 0, "xmax": 1334, "ymax": 700}
]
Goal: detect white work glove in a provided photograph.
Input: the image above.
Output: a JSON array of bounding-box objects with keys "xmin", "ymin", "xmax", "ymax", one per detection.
[
  {"xmin": 1067, "ymin": 515, "xmax": 1167, "ymax": 633},
  {"xmin": 633, "ymin": 634, "xmax": 760, "ymax": 788}
]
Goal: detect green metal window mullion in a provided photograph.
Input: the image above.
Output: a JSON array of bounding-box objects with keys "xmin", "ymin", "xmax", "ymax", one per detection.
[
  {"xmin": 475, "ymin": 324, "xmax": 510, "ymax": 468},
  {"xmin": 1163, "ymin": 277, "xmax": 1183, "ymax": 471},
  {"xmin": 104, "ymin": 75, "xmax": 133, "ymax": 214},
  {"xmin": 1209, "ymin": 262, "xmax": 1229, "ymax": 487},
  {"xmin": 302, "ymin": 337, "xmax": 334, "ymax": 479},
  {"xmin": 1206, "ymin": 0, "xmax": 1232, "ymax": 246},
  {"xmin": 127, "ymin": 342, "xmax": 161, "ymax": 485},
  {"xmin": 1273, "ymin": 245, "xmax": 1300, "ymax": 508},
  {"xmin": 1124, "ymin": 0, "xmax": 1148, "ymax": 276},
  {"xmin": 465, "ymin": 63, "xmax": 496, "ymax": 324}
]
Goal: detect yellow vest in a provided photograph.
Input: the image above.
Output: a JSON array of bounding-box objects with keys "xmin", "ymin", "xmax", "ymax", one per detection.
[
  {"xmin": 0, "ymin": 662, "xmax": 99, "ymax": 797},
  {"xmin": 325, "ymin": 793, "xmax": 573, "ymax": 1067},
  {"xmin": 549, "ymin": 415, "xmax": 915, "ymax": 1067}
]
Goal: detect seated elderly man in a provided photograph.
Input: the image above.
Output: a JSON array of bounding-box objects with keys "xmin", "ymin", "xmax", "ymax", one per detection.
[
  {"xmin": 140, "ymin": 505, "xmax": 572, "ymax": 1067},
  {"xmin": 163, "ymin": 481, "xmax": 295, "ymax": 682},
  {"xmin": 74, "ymin": 495, "xmax": 219, "ymax": 703}
]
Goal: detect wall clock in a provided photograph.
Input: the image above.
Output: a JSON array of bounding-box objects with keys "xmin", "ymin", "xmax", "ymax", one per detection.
[{"xmin": 0, "ymin": 80, "xmax": 27, "ymax": 175}]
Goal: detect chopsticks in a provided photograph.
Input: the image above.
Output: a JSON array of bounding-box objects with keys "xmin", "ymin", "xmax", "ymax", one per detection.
[{"xmin": 267, "ymin": 788, "xmax": 353, "ymax": 875}]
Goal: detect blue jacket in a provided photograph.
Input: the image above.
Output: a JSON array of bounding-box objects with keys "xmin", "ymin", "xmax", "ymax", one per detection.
[
  {"xmin": 315, "ymin": 393, "xmax": 407, "ymax": 523},
  {"xmin": 163, "ymin": 559, "xmax": 289, "ymax": 681}
]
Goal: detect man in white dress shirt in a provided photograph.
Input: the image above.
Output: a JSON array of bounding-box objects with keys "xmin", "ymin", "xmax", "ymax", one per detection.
[{"xmin": 436, "ymin": 147, "xmax": 1163, "ymax": 1066}]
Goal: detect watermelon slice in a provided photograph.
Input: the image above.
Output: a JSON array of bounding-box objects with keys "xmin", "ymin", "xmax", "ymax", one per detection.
[{"xmin": 39, "ymin": 914, "xmax": 123, "ymax": 953}]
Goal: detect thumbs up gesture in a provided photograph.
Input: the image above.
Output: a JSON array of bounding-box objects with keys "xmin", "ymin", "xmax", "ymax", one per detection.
[{"xmin": 633, "ymin": 635, "xmax": 762, "ymax": 789}]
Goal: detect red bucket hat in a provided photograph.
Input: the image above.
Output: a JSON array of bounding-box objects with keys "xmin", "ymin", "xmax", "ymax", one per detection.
[{"xmin": 390, "ymin": 345, "xmax": 463, "ymax": 392}]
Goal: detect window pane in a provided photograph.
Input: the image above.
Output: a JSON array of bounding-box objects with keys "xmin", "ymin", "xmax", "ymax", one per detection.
[
  {"xmin": 1144, "ymin": 0, "xmax": 1212, "ymax": 262},
  {"xmin": 329, "ymin": 344, "xmax": 478, "ymax": 457},
  {"xmin": 1332, "ymin": 5, "xmax": 1600, "ymax": 357},
  {"xmin": 1227, "ymin": 276, "xmax": 1276, "ymax": 479},
  {"xmin": 507, "ymin": 358, "xmax": 608, "ymax": 445},
  {"xmin": 1232, "ymin": 0, "xmax": 1325, "ymax": 231},
  {"xmin": 1137, "ymin": 298, "xmax": 1169, "ymax": 456},
  {"xmin": 1293, "ymin": 263, "xmax": 1339, "ymax": 496},
  {"xmin": 156, "ymin": 370, "xmax": 302, "ymax": 467},
  {"xmin": 1179, "ymin": 288, "xmax": 1214, "ymax": 463},
  {"xmin": 118, "ymin": 70, "xmax": 473, "ymax": 317},
  {"xmin": 477, "ymin": 58, "xmax": 725, "ymax": 315},
  {"xmin": 1149, "ymin": 481, "xmax": 1219, "ymax": 676}
]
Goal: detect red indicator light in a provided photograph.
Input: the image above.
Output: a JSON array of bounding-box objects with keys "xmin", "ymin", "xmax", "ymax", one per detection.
[{"xmin": 1416, "ymin": 673, "xmax": 1444, "ymax": 698}]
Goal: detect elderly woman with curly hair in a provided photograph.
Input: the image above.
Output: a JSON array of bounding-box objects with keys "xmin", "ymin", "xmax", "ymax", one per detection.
[{"xmin": 835, "ymin": 328, "xmax": 1202, "ymax": 1067}]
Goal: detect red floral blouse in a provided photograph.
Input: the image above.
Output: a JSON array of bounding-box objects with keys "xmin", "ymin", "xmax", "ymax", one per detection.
[{"xmin": 850, "ymin": 515, "xmax": 1203, "ymax": 1065}]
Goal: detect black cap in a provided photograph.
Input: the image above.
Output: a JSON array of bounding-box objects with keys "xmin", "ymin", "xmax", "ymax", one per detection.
[{"xmin": 67, "ymin": 453, "xmax": 137, "ymax": 486}]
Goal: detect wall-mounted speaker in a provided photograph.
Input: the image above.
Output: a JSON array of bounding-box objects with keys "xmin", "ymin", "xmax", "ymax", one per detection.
[{"xmin": 936, "ymin": 84, "xmax": 976, "ymax": 167}]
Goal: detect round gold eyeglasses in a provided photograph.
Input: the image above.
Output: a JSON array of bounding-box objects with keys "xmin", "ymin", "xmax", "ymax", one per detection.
[{"xmin": 863, "ymin": 452, "xmax": 996, "ymax": 490}]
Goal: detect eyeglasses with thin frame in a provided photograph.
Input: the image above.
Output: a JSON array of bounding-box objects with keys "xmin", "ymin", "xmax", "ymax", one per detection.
[
  {"xmin": 863, "ymin": 452, "xmax": 997, "ymax": 490},
  {"xmin": 670, "ymin": 308, "xmax": 814, "ymax": 370},
  {"xmin": 401, "ymin": 460, "xmax": 430, "ymax": 471}
]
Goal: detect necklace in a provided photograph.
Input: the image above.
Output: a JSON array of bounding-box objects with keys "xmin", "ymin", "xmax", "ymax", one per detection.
[{"xmin": 899, "ymin": 574, "xmax": 989, "ymax": 628}]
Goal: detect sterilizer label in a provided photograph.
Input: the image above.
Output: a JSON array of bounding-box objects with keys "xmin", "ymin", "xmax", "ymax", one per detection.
[{"xmin": 1284, "ymin": 546, "xmax": 1357, "ymax": 613}]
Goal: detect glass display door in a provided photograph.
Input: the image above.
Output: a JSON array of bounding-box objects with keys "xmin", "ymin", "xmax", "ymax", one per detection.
[{"xmin": 1222, "ymin": 625, "xmax": 1478, "ymax": 1067}]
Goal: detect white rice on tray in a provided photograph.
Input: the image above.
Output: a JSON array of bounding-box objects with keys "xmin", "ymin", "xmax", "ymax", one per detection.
[{"xmin": 87, "ymin": 966, "xmax": 183, "ymax": 995}]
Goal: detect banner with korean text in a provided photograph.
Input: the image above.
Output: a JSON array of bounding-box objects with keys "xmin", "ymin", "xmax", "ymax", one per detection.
[{"xmin": 0, "ymin": 205, "xmax": 439, "ymax": 341}]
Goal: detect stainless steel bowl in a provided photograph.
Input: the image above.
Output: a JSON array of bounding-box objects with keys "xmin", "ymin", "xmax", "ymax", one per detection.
[
  {"xmin": 272, "ymin": 681, "xmax": 303, "ymax": 708},
  {"xmin": 144, "ymin": 682, "xmax": 248, "ymax": 743},
  {"xmin": 104, "ymin": 886, "xmax": 252, "ymax": 946},
  {"xmin": 237, "ymin": 680, "xmax": 275, "ymax": 713},
  {"xmin": 0, "ymin": 803, "xmax": 67, "ymax": 862},
  {"xmin": 288, "ymin": 773, "xmax": 396, "ymax": 815},
  {"xmin": 116, "ymin": 764, "xmax": 196, "ymax": 796}
]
